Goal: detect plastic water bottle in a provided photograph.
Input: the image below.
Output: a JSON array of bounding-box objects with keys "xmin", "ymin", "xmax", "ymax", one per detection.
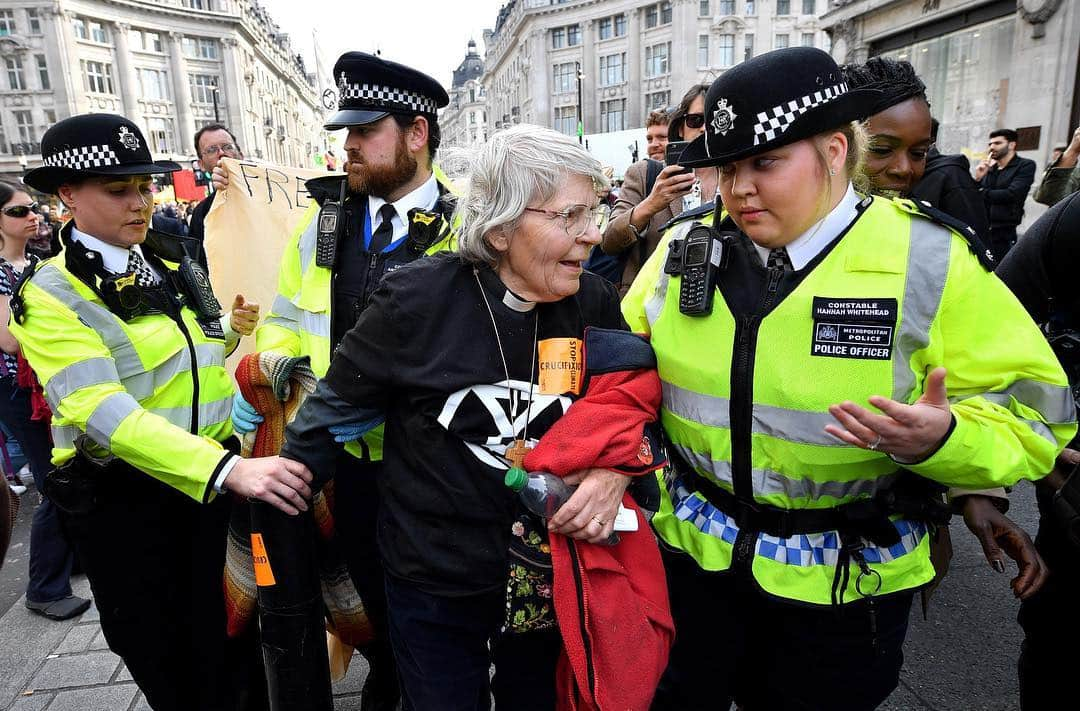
[{"xmin": 504, "ymin": 468, "xmax": 618, "ymax": 545}]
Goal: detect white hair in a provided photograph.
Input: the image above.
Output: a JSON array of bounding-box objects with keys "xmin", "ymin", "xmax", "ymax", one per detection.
[{"xmin": 452, "ymin": 124, "xmax": 609, "ymax": 266}]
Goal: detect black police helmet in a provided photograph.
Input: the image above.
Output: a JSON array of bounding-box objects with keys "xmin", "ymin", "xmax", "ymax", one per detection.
[{"xmin": 325, "ymin": 52, "xmax": 449, "ymax": 131}]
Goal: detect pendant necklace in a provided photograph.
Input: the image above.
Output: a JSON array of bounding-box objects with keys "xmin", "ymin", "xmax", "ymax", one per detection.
[{"xmin": 474, "ymin": 267, "xmax": 539, "ymax": 473}]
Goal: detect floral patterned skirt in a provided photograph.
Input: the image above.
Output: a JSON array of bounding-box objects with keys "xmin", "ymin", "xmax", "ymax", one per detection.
[{"xmin": 504, "ymin": 511, "xmax": 557, "ymax": 634}]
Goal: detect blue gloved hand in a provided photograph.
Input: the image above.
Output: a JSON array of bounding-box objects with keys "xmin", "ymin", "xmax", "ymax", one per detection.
[
  {"xmin": 231, "ymin": 393, "xmax": 264, "ymax": 434},
  {"xmin": 328, "ymin": 415, "xmax": 385, "ymax": 443}
]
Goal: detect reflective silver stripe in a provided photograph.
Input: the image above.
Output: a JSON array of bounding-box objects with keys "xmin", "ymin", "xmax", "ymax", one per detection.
[
  {"xmin": 52, "ymin": 424, "xmax": 78, "ymax": 450},
  {"xmin": 149, "ymin": 396, "xmax": 233, "ymax": 431},
  {"xmin": 645, "ymin": 272, "xmax": 670, "ymax": 327},
  {"xmin": 983, "ymin": 380, "xmax": 1076, "ymax": 426},
  {"xmin": 45, "ymin": 358, "xmax": 118, "ymax": 404},
  {"xmin": 892, "ymin": 219, "xmax": 950, "ymax": 403},
  {"xmin": 122, "ymin": 342, "xmax": 224, "ymax": 401},
  {"xmin": 664, "ymin": 381, "xmax": 842, "ymax": 447},
  {"xmin": 85, "ymin": 392, "xmax": 140, "ymax": 449},
  {"xmin": 31, "ymin": 266, "xmax": 144, "ymax": 377},
  {"xmin": 270, "ymin": 294, "xmax": 302, "ymax": 324},
  {"xmin": 673, "ymin": 442, "xmax": 895, "ymax": 502},
  {"xmin": 301, "ymin": 310, "xmax": 331, "ymax": 340},
  {"xmin": 262, "ymin": 315, "xmax": 298, "ymax": 331},
  {"xmin": 298, "ymin": 219, "xmax": 318, "ymax": 274}
]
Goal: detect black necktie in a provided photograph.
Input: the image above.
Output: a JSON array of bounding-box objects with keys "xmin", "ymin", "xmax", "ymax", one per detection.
[
  {"xmin": 126, "ymin": 249, "xmax": 157, "ymax": 287},
  {"xmin": 767, "ymin": 247, "xmax": 793, "ymax": 274},
  {"xmin": 369, "ymin": 204, "xmax": 397, "ymax": 254}
]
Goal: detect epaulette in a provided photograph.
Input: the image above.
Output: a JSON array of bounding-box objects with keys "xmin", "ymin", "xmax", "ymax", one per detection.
[
  {"xmin": 894, "ymin": 197, "xmax": 995, "ymax": 270},
  {"xmin": 304, "ymin": 174, "xmax": 347, "ymax": 206},
  {"xmin": 8, "ymin": 258, "xmax": 39, "ymax": 325},
  {"xmin": 659, "ymin": 200, "xmax": 716, "ymax": 234}
]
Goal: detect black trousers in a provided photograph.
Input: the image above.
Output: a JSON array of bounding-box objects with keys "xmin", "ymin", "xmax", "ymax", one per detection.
[
  {"xmin": 384, "ymin": 574, "xmax": 561, "ymax": 711},
  {"xmin": 60, "ymin": 460, "xmax": 238, "ymax": 711},
  {"xmin": 652, "ymin": 544, "xmax": 913, "ymax": 711},
  {"xmin": 1017, "ymin": 489, "xmax": 1080, "ymax": 711}
]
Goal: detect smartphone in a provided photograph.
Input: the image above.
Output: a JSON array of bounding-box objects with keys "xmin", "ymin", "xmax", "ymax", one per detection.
[{"xmin": 664, "ymin": 140, "xmax": 691, "ymax": 175}]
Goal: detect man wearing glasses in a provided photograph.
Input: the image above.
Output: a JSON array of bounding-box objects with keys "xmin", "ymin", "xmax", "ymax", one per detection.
[{"xmin": 188, "ymin": 123, "xmax": 241, "ymax": 244}]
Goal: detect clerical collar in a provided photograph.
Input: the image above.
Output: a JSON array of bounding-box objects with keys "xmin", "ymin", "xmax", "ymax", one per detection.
[
  {"xmin": 750, "ymin": 182, "xmax": 861, "ymax": 271},
  {"xmin": 475, "ymin": 264, "xmax": 536, "ymax": 312},
  {"xmin": 502, "ymin": 289, "xmax": 535, "ymax": 313},
  {"xmin": 70, "ymin": 226, "xmax": 150, "ymax": 275}
]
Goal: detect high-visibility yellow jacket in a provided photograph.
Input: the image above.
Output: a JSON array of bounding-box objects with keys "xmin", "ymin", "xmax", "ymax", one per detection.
[
  {"xmin": 11, "ymin": 237, "xmax": 236, "ymax": 503},
  {"xmin": 622, "ymin": 195, "xmax": 1076, "ymax": 604},
  {"xmin": 255, "ymin": 167, "xmax": 459, "ymax": 462}
]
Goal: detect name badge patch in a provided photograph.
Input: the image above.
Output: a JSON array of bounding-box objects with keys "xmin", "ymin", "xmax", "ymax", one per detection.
[
  {"xmin": 810, "ymin": 297, "xmax": 897, "ymax": 360},
  {"xmin": 198, "ymin": 317, "xmax": 225, "ymax": 341}
]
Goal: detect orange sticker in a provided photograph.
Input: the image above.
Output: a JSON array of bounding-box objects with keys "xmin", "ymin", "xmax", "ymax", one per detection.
[
  {"xmin": 250, "ymin": 533, "xmax": 277, "ymax": 587},
  {"xmin": 538, "ymin": 338, "xmax": 583, "ymax": 395}
]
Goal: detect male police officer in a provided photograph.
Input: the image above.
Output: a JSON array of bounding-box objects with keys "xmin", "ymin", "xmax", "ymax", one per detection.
[{"xmin": 224, "ymin": 52, "xmax": 458, "ymax": 710}]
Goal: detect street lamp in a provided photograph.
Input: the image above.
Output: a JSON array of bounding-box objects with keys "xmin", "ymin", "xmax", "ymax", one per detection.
[
  {"xmin": 211, "ymin": 83, "xmax": 221, "ymax": 123},
  {"xmin": 575, "ymin": 62, "xmax": 584, "ymax": 145},
  {"xmin": 17, "ymin": 150, "xmax": 28, "ymax": 174}
]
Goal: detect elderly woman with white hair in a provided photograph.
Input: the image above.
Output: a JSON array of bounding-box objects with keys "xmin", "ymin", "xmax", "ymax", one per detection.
[{"xmin": 280, "ymin": 124, "xmax": 636, "ymax": 710}]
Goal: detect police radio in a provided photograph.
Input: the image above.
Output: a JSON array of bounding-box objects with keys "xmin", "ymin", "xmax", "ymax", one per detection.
[
  {"xmin": 678, "ymin": 225, "xmax": 729, "ymax": 316},
  {"xmin": 177, "ymin": 257, "xmax": 222, "ymax": 319},
  {"xmin": 315, "ymin": 180, "xmax": 348, "ymax": 268}
]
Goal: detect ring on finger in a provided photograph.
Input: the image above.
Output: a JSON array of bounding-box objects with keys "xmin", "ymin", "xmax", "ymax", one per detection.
[
  {"xmin": 867, "ymin": 434, "xmax": 883, "ymax": 451},
  {"xmin": 591, "ymin": 515, "xmax": 606, "ymax": 526}
]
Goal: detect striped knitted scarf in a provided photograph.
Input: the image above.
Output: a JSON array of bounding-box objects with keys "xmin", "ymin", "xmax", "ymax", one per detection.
[{"xmin": 223, "ymin": 351, "xmax": 374, "ymax": 649}]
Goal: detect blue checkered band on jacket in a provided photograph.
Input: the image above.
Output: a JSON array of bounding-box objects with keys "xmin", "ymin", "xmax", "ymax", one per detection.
[
  {"xmin": 339, "ymin": 82, "xmax": 439, "ymax": 114},
  {"xmin": 667, "ymin": 474, "xmax": 927, "ymax": 567},
  {"xmin": 42, "ymin": 145, "xmax": 120, "ymax": 171},
  {"xmin": 752, "ymin": 82, "xmax": 849, "ymax": 146}
]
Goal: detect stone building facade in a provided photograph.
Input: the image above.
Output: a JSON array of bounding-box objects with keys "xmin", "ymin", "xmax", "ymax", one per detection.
[
  {"xmin": 0, "ymin": 0, "xmax": 323, "ymax": 182},
  {"xmin": 442, "ymin": 39, "xmax": 488, "ymax": 149},
  {"xmin": 480, "ymin": 0, "xmax": 831, "ymax": 137}
]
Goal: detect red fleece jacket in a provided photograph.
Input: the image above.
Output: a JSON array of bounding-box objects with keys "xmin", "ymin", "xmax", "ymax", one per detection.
[{"xmin": 523, "ymin": 366, "xmax": 674, "ymax": 711}]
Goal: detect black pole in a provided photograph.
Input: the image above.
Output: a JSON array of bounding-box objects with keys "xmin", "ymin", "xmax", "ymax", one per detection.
[
  {"xmin": 576, "ymin": 62, "xmax": 583, "ymax": 145},
  {"xmin": 212, "ymin": 85, "xmax": 221, "ymax": 123}
]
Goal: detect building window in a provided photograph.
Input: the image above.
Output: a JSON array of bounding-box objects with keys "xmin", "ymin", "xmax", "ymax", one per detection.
[
  {"xmin": 137, "ymin": 68, "xmax": 169, "ymax": 101},
  {"xmin": 72, "ymin": 17, "xmax": 87, "ymax": 40},
  {"xmin": 645, "ymin": 5, "xmax": 658, "ymax": 28},
  {"xmin": 598, "ymin": 17, "xmax": 612, "ymax": 40},
  {"xmin": 35, "ymin": 55, "xmax": 48, "ymax": 90},
  {"xmin": 718, "ymin": 34, "xmax": 735, "ymax": 66},
  {"xmin": 133, "ymin": 30, "xmax": 163, "ymax": 52},
  {"xmin": 745, "ymin": 0, "xmax": 756, "ymax": 15},
  {"xmin": 567, "ymin": 24, "xmax": 580, "ymax": 46},
  {"xmin": 182, "ymin": 0, "xmax": 211, "ymax": 8},
  {"xmin": 802, "ymin": 33, "xmax": 815, "ymax": 47},
  {"xmin": 183, "ymin": 37, "xmax": 219, "ymax": 60},
  {"xmin": 89, "ymin": 21, "xmax": 108, "ymax": 44},
  {"xmin": 5, "ymin": 56, "xmax": 24, "ymax": 91},
  {"xmin": 646, "ymin": 91, "xmax": 670, "ymax": 113},
  {"xmin": 551, "ymin": 27, "xmax": 564, "ymax": 49},
  {"xmin": 14, "ymin": 110, "xmax": 34, "ymax": 143},
  {"xmin": 0, "ymin": 10, "xmax": 14, "ymax": 36},
  {"xmin": 645, "ymin": 42, "xmax": 670, "ymax": 78},
  {"xmin": 802, "ymin": 0, "xmax": 815, "ymax": 13},
  {"xmin": 774, "ymin": 34, "xmax": 789, "ymax": 49},
  {"xmin": 661, "ymin": 1, "xmax": 672, "ymax": 24},
  {"xmin": 698, "ymin": 36, "xmax": 709, "ymax": 67},
  {"xmin": 190, "ymin": 73, "xmax": 218, "ymax": 103},
  {"xmin": 615, "ymin": 14, "xmax": 626, "ymax": 36},
  {"xmin": 553, "ymin": 62, "xmax": 575, "ymax": 93},
  {"xmin": 81, "ymin": 60, "xmax": 114, "ymax": 94},
  {"xmin": 600, "ymin": 99, "xmax": 626, "ymax": 132},
  {"xmin": 599, "ymin": 53, "xmax": 625, "ymax": 86},
  {"xmin": 469, "ymin": 112, "xmax": 476, "ymax": 125},
  {"xmin": 718, "ymin": 0, "xmax": 735, "ymax": 13},
  {"xmin": 744, "ymin": 33, "xmax": 754, "ymax": 60},
  {"xmin": 146, "ymin": 117, "xmax": 174, "ymax": 153},
  {"xmin": 554, "ymin": 106, "xmax": 576, "ymax": 136},
  {"xmin": 0, "ymin": 124, "xmax": 7, "ymax": 154},
  {"xmin": 777, "ymin": 0, "xmax": 791, "ymax": 15},
  {"xmin": 26, "ymin": 8, "xmax": 41, "ymax": 35},
  {"xmin": 699, "ymin": 0, "xmax": 710, "ymax": 16}
]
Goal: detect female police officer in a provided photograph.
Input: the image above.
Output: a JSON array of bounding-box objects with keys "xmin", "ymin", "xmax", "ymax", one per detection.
[
  {"xmin": 12, "ymin": 114, "xmax": 311, "ymax": 711},
  {"xmin": 622, "ymin": 48, "xmax": 1075, "ymax": 710}
]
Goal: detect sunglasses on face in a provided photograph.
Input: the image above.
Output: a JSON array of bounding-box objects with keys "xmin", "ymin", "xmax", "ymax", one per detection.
[
  {"xmin": 684, "ymin": 113, "xmax": 705, "ymax": 129},
  {"xmin": 1, "ymin": 203, "xmax": 38, "ymax": 218}
]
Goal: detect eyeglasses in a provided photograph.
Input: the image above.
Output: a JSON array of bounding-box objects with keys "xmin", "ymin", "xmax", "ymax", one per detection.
[
  {"xmin": 1, "ymin": 202, "xmax": 38, "ymax": 218},
  {"xmin": 524, "ymin": 203, "xmax": 609, "ymax": 238},
  {"xmin": 684, "ymin": 113, "xmax": 705, "ymax": 129},
  {"xmin": 201, "ymin": 143, "xmax": 238, "ymax": 157}
]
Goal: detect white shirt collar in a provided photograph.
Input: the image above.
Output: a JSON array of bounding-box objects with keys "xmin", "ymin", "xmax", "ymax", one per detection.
[
  {"xmin": 70, "ymin": 226, "xmax": 152, "ymax": 276},
  {"xmin": 751, "ymin": 183, "xmax": 861, "ymax": 271},
  {"xmin": 367, "ymin": 170, "xmax": 440, "ymax": 238}
]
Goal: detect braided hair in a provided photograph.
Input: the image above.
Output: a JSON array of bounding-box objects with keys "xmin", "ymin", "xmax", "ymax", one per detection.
[{"xmin": 841, "ymin": 57, "xmax": 928, "ymax": 116}]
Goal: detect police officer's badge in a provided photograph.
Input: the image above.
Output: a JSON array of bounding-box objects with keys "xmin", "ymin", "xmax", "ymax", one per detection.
[
  {"xmin": 117, "ymin": 125, "xmax": 140, "ymax": 151},
  {"xmin": 711, "ymin": 98, "xmax": 737, "ymax": 136},
  {"xmin": 322, "ymin": 88, "xmax": 337, "ymax": 110}
]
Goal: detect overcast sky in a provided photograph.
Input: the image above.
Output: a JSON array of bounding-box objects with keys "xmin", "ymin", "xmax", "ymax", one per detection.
[{"xmin": 260, "ymin": 0, "xmax": 506, "ymax": 94}]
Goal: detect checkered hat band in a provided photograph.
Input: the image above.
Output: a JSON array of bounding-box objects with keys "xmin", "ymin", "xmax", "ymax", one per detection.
[
  {"xmin": 340, "ymin": 82, "xmax": 438, "ymax": 114},
  {"xmin": 42, "ymin": 145, "xmax": 120, "ymax": 171},
  {"xmin": 751, "ymin": 82, "xmax": 849, "ymax": 146}
]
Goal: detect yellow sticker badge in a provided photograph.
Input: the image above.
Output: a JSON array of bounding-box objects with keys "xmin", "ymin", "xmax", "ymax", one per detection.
[
  {"xmin": 250, "ymin": 533, "xmax": 277, "ymax": 587},
  {"xmin": 538, "ymin": 338, "xmax": 583, "ymax": 395}
]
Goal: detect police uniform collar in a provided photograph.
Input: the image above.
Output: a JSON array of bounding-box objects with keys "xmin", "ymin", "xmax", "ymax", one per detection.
[
  {"xmin": 475, "ymin": 264, "xmax": 536, "ymax": 313},
  {"xmin": 749, "ymin": 183, "xmax": 861, "ymax": 270},
  {"xmin": 368, "ymin": 171, "xmax": 439, "ymax": 230},
  {"xmin": 70, "ymin": 225, "xmax": 151, "ymax": 276}
]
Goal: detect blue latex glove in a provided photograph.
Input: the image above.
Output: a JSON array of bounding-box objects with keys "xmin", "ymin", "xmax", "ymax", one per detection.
[
  {"xmin": 328, "ymin": 415, "xmax": 385, "ymax": 443},
  {"xmin": 231, "ymin": 393, "xmax": 264, "ymax": 434}
]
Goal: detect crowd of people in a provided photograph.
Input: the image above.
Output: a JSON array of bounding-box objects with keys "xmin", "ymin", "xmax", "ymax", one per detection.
[{"xmin": 0, "ymin": 42, "xmax": 1077, "ymax": 711}]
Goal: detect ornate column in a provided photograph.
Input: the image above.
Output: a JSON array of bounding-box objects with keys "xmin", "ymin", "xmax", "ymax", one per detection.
[
  {"xmin": 167, "ymin": 31, "xmax": 196, "ymax": 155},
  {"xmin": 581, "ymin": 19, "xmax": 596, "ymax": 134},
  {"xmin": 220, "ymin": 37, "xmax": 244, "ymax": 134},
  {"xmin": 111, "ymin": 22, "xmax": 140, "ymax": 116},
  {"xmin": 55, "ymin": 10, "xmax": 87, "ymax": 114},
  {"xmin": 627, "ymin": 8, "xmax": 642, "ymax": 127},
  {"xmin": 528, "ymin": 30, "xmax": 548, "ymax": 127}
]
